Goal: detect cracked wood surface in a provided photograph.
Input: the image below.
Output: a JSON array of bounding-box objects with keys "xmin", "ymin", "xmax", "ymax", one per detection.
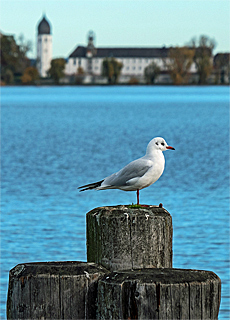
[
  {"xmin": 87, "ymin": 205, "xmax": 173, "ymax": 271},
  {"xmin": 97, "ymin": 268, "xmax": 221, "ymax": 320}
]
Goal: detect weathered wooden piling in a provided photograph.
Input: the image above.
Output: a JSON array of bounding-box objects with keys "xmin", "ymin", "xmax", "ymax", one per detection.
[
  {"xmin": 97, "ymin": 268, "xmax": 221, "ymax": 320},
  {"xmin": 7, "ymin": 261, "xmax": 109, "ymax": 320},
  {"xmin": 7, "ymin": 205, "xmax": 221, "ymax": 319},
  {"xmin": 87, "ymin": 205, "xmax": 173, "ymax": 271}
]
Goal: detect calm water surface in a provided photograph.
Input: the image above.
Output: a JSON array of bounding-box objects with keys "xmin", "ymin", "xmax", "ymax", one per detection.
[{"xmin": 1, "ymin": 86, "xmax": 229, "ymax": 319}]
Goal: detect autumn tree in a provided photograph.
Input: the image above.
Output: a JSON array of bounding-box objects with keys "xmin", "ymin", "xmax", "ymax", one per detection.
[
  {"xmin": 21, "ymin": 67, "xmax": 39, "ymax": 84},
  {"xmin": 189, "ymin": 35, "xmax": 216, "ymax": 84},
  {"xmin": 47, "ymin": 58, "xmax": 66, "ymax": 84},
  {"xmin": 1, "ymin": 33, "xmax": 31, "ymax": 84},
  {"xmin": 213, "ymin": 53, "xmax": 230, "ymax": 84},
  {"xmin": 144, "ymin": 61, "xmax": 160, "ymax": 84},
  {"xmin": 75, "ymin": 66, "xmax": 85, "ymax": 84},
  {"xmin": 102, "ymin": 58, "xmax": 123, "ymax": 84},
  {"xmin": 165, "ymin": 47, "xmax": 195, "ymax": 85},
  {"xmin": 17, "ymin": 34, "xmax": 32, "ymax": 70}
]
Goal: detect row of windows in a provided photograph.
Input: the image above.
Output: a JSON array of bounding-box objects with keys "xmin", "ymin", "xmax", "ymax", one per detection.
[
  {"xmin": 92, "ymin": 66, "xmax": 144, "ymax": 70},
  {"xmin": 126, "ymin": 66, "xmax": 143, "ymax": 70},
  {"xmin": 72, "ymin": 58, "xmax": 158, "ymax": 66},
  {"xmin": 73, "ymin": 58, "xmax": 80, "ymax": 65},
  {"xmin": 93, "ymin": 58, "xmax": 152, "ymax": 63},
  {"xmin": 37, "ymin": 49, "xmax": 50, "ymax": 54},
  {"xmin": 70, "ymin": 63, "xmax": 146, "ymax": 71},
  {"xmin": 38, "ymin": 37, "xmax": 52, "ymax": 42},
  {"xmin": 71, "ymin": 58, "xmax": 161, "ymax": 67}
]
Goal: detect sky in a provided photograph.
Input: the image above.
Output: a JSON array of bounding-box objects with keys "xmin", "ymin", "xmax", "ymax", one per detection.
[{"xmin": 1, "ymin": 0, "xmax": 230, "ymax": 59}]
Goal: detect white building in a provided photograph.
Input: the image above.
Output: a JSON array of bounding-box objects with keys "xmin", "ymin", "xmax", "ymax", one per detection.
[
  {"xmin": 65, "ymin": 31, "xmax": 174, "ymax": 83},
  {"xmin": 36, "ymin": 15, "xmax": 52, "ymax": 78}
]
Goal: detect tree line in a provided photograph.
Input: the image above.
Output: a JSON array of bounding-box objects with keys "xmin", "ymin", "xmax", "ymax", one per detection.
[
  {"xmin": 1, "ymin": 33, "xmax": 35, "ymax": 84},
  {"xmin": 1, "ymin": 33, "xmax": 229, "ymax": 85},
  {"xmin": 0, "ymin": 33, "xmax": 66, "ymax": 85},
  {"xmin": 105, "ymin": 36, "xmax": 229, "ymax": 85}
]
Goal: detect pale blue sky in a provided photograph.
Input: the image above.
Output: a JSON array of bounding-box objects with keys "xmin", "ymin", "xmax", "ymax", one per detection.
[{"xmin": 1, "ymin": 0, "xmax": 229, "ymax": 58}]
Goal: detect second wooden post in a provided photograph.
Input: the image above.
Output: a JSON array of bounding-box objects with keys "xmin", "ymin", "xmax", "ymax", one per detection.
[{"xmin": 87, "ymin": 205, "xmax": 173, "ymax": 271}]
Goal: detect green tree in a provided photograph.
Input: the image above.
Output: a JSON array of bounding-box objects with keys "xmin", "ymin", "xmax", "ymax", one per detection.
[
  {"xmin": 21, "ymin": 66, "xmax": 39, "ymax": 84},
  {"xmin": 165, "ymin": 47, "xmax": 195, "ymax": 85},
  {"xmin": 102, "ymin": 58, "xmax": 123, "ymax": 84},
  {"xmin": 47, "ymin": 58, "xmax": 66, "ymax": 84},
  {"xmin": 2, "ymin": 69, "xmax": 14, "ymax": 85},
  {"xmin": 144, "ymin": 61, "xmax": 160, "ymax": 84},
  {"xmin": 189, "ymin": 35, "xmax": 216, "ymax": 84},
  {"xmin": 1, "ymin": 33, "xmax": 31, "ymax": 83}
]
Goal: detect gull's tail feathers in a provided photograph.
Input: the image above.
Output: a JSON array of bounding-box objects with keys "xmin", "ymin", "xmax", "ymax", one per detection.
[{"xmin": 78, "ymin": 179, "xmax": 104, "ymax": 192}]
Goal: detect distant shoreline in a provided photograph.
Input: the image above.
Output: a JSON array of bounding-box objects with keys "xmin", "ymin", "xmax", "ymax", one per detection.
[{"xmin": 1, "ymin": 83, "xmax": 229, "ymax": 87}]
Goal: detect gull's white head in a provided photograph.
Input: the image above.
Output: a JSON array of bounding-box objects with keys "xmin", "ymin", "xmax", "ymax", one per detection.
[{"xmin": 146, "ymin": 137, "xmax": 175, "ymax": 154}]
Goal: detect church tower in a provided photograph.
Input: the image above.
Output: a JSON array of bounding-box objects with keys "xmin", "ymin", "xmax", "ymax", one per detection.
[
  {"xmin": 36, "ymin": 14, "xmax": 52, "ymax": 77},
  {"xmin": 86, "ymin": 31, "xmax": 96, "ymax": 74}
]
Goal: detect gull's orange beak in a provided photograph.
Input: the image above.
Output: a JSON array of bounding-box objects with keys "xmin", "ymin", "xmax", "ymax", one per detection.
[{"xmin": 166, "ymin": 146, "xmax": 175, "ymax": 150}]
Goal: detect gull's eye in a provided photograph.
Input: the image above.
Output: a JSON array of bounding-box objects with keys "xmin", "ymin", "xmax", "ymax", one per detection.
[{"xmin": 161, "ymin": 142, "xmax": 165, "ymax": 146}]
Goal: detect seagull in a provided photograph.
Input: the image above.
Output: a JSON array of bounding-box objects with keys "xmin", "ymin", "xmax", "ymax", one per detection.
[{"xmin": 78, "ymin": 137, "xmax": 175, "ymax": 205}]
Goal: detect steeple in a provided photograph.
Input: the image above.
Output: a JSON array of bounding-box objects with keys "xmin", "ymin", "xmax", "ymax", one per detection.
[
  {"xmin": 86, "ymin": 30, "xmax": 96, "ymax": 57},
  {"xmin": 36, "ymin": 14, "xmax": 52, "ymax": 77},
  {"xmin": 87, "ymin": 31, "xmax": 95, "ymax": 47},
  {"xmin": 38, "ymin": 14, "xmax": 51, "ymax": 35}
]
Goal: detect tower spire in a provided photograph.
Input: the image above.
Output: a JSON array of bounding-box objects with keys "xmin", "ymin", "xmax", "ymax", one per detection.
[{"xmin": 36, "ymin": 13, "xmax": 52, "ymax": 77}]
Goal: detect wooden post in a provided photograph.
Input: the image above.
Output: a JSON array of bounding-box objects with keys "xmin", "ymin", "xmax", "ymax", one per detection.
[
  {"xmin": 7, "ymin": 205, "xmax": 221, "ymax": 319},
  {"xmin": 97, "ymin": 268, "xmax": 221, "ymax": 320},
  {"xmin": 87, "ymin": 205, "xmax": 173, "ymax": 271},
  {"xmin": 7, "ymin": 261, "xmax": 109, "ymax": 320}
]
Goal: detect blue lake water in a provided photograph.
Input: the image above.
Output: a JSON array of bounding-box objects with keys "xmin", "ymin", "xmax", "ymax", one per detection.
[{"xmin": 1, "ymin": 86, "xmax": 229, "ymax": 319}]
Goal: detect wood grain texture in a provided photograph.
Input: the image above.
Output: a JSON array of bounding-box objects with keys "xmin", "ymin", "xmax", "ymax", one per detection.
[
  {"xmin": 87, "ymin": 205, "xmax": 173, "ymax": 271},
  {"xmin": 7, "ymin": 261, "xmax": 109, "ymax": 320},
  {"xmin": 97, "ymin": 268, "xmax": 221, "ymax": 320}
]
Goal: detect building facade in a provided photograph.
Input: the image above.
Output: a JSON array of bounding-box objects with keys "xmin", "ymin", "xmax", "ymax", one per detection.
[
  {"xmin": 36, "ymin": 15, "xmax": 52, "ymax": 78},
  {"xmin": 34, "ymin": 18, "xmax": 228, "ymax": 84},
  {"xmin": 65, "ymin": 32, "xmax": 173, "ymax": 83}
]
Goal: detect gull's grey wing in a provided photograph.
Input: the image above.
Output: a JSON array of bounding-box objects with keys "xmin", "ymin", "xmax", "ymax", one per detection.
[{"xmin": 103, "ymin": 158, "xmax": 153, "ymax": 187}]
